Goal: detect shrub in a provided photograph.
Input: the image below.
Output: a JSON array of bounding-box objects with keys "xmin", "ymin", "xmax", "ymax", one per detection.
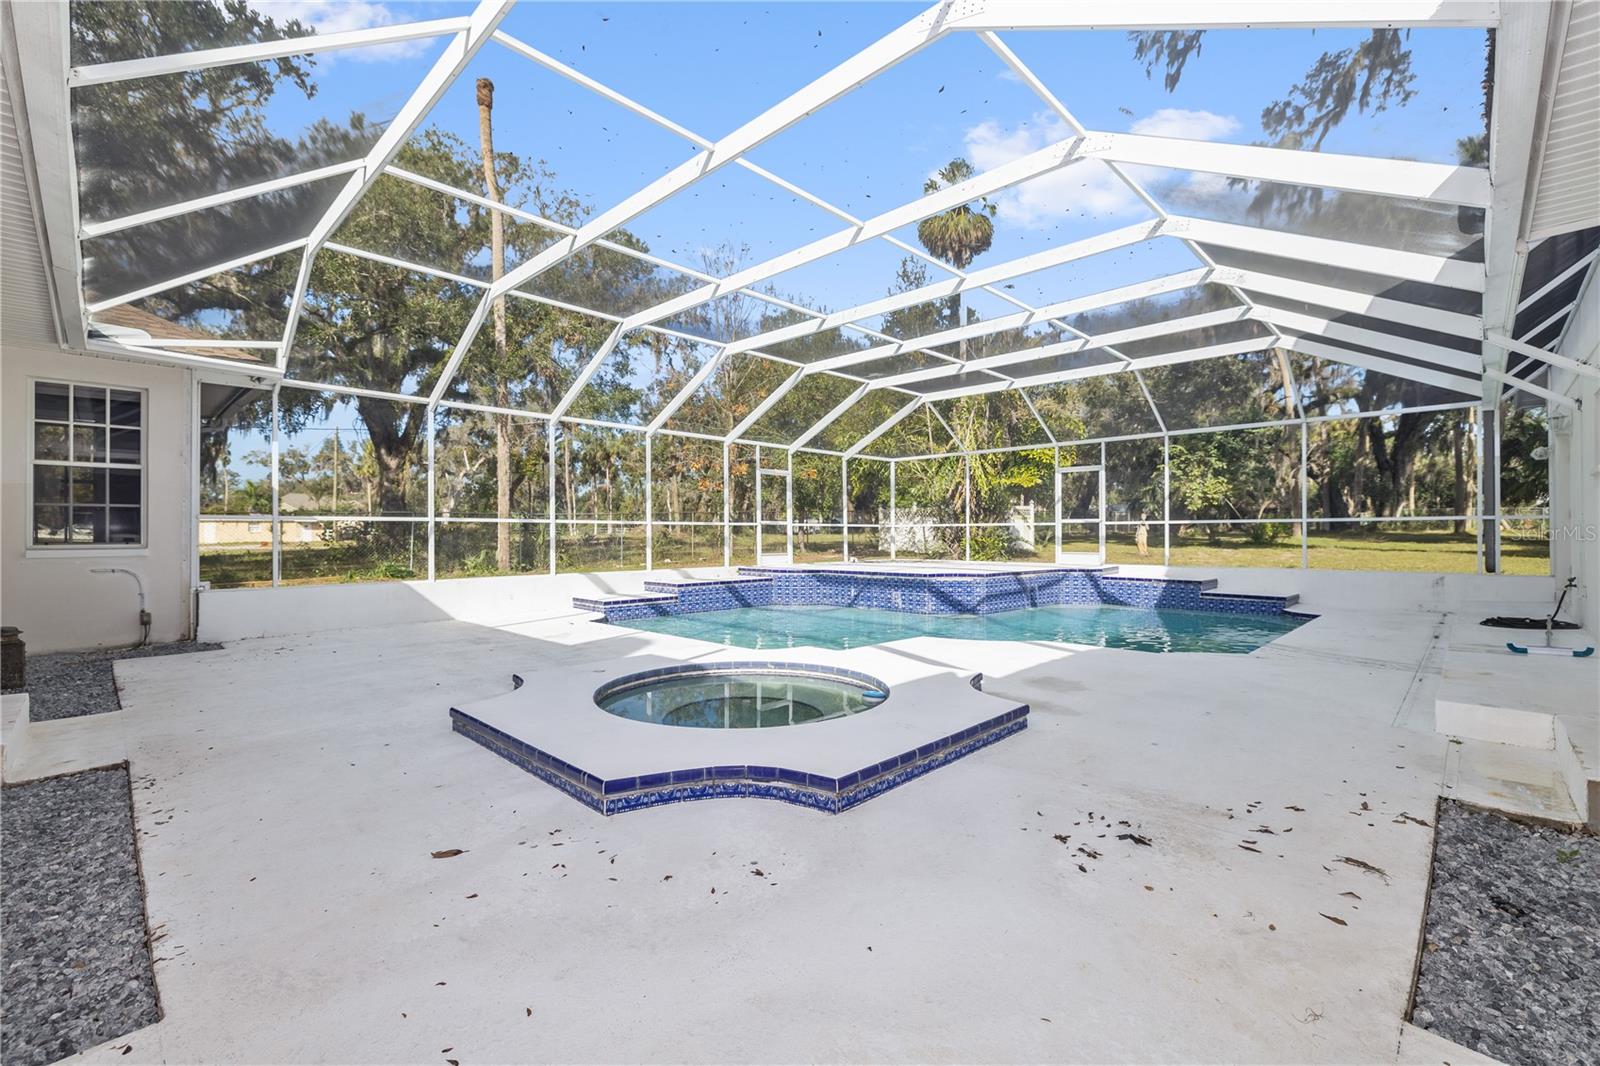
[{"xmin": 1246, "ymin": 522, "xmax": 1290, "ymax": 545}]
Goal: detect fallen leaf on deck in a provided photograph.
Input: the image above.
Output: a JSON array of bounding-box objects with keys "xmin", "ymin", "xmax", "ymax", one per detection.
[
  {"xmin": 1238, "ymin": 845, "xmax": 1262, "ymax": 853},
  {"xmin": 1334, "ymin": 856, "xmax": 1389, "ymax": 881},
  {"xmin": 431, "ymin": 849, "xmax": 465, "ymax": 859},
  {"xmin": 1319, "ymin": 913, "xmax": 1348, "ymax": 926},
  {"xmin": 1117, "ymin": 833, "xmax": 1152, "ymax": 846}
]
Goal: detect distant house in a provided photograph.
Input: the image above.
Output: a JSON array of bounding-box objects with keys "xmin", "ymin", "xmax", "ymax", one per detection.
[{"xmin": 199, "ymin": 494, "xmax": 331, "ymax": 550}]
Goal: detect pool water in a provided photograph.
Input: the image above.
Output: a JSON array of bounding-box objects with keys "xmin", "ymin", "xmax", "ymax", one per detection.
[
  {"xmin": 598, "ymin": 670, "xmax": 883, "ymax": 729},
  {"xmin": 613, "ymin": 604, "xmax": 1308, "ymax": 653}
]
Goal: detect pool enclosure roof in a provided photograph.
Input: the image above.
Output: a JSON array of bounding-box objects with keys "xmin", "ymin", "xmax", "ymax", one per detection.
[{"xmin": 19, "ymin": 0, "xmax": 1600, "ymax": 454}]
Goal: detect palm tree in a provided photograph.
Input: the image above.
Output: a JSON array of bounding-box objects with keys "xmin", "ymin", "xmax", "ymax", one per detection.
[
  {"xmin": 476, "ymin": 77, "xmax": 514, "ymax": 572},
  {"xmin": 915, "ymin": 158, "xmax": 997, "ymax": 360}
]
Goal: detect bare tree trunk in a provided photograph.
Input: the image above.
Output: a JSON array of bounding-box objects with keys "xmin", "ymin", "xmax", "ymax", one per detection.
[
  {"xmin": 1350, "ymin": 429, "xmax": 1367, "ymax": 516},
  {"xmin": 562, "ymin": 437, "xmax": 576, "ymax": 519},
  {"xmin": 955, "ymin": 293, "xmax": 966, "ymax": 362},
  {"xmin": 477, "ymin": 78, "xmax": 512, "ymax": 571},
  {"xmin": 1451, "ymin": 418, "xmax": 1466, "ymax": 534},
  {"xmin": 1275, "ymin": 348, "xmax": 1297, "ymax": 416}
]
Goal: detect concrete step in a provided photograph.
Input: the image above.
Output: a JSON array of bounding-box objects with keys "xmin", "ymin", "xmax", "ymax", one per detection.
[
  {"xmin": 1441, "ymin": 736, "xmax": 1582, "ymax": 826},
  {"xmin": 1, "ymin": 692, "xmax": 31, "ymax": 783},
  {"xmin": 1434, "ymin": 612, "xmax": 1597, "ymax": 826}
]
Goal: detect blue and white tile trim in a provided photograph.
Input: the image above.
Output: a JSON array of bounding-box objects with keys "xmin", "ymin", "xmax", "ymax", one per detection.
[
  {"xmin": 574, "ymin": 565, "xmax": 1302, "ymax": 623},
  {"xmin": 449, "ymin": 701, "xmax": 1029, "ymax": 816}
]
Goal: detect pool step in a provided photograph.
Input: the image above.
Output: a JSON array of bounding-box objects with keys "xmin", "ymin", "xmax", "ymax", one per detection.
[
  {"xmin": 1201, "ymin": 589, "xmax": 1301, "ymax": 611},
  {"xmin": 576, "ymin": 577, "xmax": 776, "ymax": 621}
]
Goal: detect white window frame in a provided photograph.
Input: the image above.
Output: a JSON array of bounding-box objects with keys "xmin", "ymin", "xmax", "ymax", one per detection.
[{"xmin": 25, "ymin": 375, "xmax": 149, "ymax": 554}]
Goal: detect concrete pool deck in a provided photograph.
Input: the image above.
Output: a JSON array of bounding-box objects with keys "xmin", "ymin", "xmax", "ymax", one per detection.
[{"xmin": 8, "ymin": 587, "xmax": 1590, "ymax": 1063}]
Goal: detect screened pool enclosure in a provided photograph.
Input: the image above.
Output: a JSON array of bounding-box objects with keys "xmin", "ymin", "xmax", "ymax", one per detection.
[{"xmin": 54, "ymin": 0, "xmax": 1590, "ymax": 587}]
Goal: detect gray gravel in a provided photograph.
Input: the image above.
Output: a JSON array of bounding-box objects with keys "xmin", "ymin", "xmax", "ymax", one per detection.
[
  {"xmin": 2, "ymin": 641, "xmax": 221, "ymax": 721},
  {"xmin": 1413, "ymin": 800, "xmax": 1599, "ymax": 1066},
  {"xmin": 1, "ymin": 766, "xmax": 160, "ymax": 1066}
]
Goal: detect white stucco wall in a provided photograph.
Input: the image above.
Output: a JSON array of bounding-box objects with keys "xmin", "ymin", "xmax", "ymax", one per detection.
[
  {"xmin": 1550, "ymin": 274, "xmax": 1599, "ymax": 636},
  {"xmin": 1, "ymin": 344, "xmax": 194, "ymax": 652}
]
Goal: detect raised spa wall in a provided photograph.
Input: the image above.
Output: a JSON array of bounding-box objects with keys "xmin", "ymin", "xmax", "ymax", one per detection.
[
  {"xmin": 450, "ymin": 698, "xmax": 1028, "ymax": 815},
  {"xmin": 574, "ymin": 565, "xmax": 1306, "ymax": 624}
]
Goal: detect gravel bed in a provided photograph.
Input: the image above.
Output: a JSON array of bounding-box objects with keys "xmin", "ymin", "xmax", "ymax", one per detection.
[
  {"xmin": 1412, "ymin": 800, "xmax": 1599, "ymax": 1066},
  {"xmin": 2, "ymin": 641, "xmax": 221, "ymax": 721},
  {"xmin": 1, "ymin": 766, "xmax": 160, "ymax": 1066}
]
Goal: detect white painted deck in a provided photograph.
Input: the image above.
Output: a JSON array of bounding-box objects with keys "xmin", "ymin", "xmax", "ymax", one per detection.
[{"xmin": 11, "ymin": 593, "xmax": 1583, "ymax": 1063}]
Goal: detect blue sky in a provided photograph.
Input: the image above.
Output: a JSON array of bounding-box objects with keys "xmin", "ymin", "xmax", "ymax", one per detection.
[
  {"xmin": 255, "ymin": 1, "xmax": 1489, "ymax": 315},
  {"xmin": 210, "ymin": 2, "xmax": 1490, "ymax": 464}
]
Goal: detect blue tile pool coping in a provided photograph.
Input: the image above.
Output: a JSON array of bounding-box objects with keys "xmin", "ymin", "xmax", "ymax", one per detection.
[
  {"xmin": 449, "ymin": 697, "xmax": 1028, "ymax": 816},
  {"xmin": 574, "ymin": 564, "xmax": 1305, "ymax": 626}
]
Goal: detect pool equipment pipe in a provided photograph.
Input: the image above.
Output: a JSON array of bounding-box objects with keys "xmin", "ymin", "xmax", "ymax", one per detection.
[{"xmin": 90, "ymin": 568, "xmax": 150, "ymax": 647}]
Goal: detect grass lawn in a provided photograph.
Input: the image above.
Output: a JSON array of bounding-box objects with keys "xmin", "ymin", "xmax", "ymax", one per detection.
[
  {"xmin": 200, "ymin": 524, "xmax": 1550, "ymax": 588},
  {"xmin": 1107, "ymin": 527, "xmax": 1549, "ymax": 575}
]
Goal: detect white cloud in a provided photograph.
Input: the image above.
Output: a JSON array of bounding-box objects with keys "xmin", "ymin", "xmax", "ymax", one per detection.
[
  {"xmin": 958, "ymin": 106, "xmax": 1245, "ymax": 231},
  {"xmin": 250, "ymin": 1, "xmax": 432, "ymax": 61},
  {"xmin": 962, "ymin": 111, "xmax": 1140, "ymax": 231},
  {"xmin": 1129, "ymin": 108, "xmax": 1241, "ymax": 141}
]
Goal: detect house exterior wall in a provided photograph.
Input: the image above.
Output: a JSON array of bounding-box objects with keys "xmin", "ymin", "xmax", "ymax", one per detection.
[
  {"xmin": 1550, "ymin": 274, "xmax": 1599, "ymax": 636},
  {"xmin": 1, "ymin": 343, "xmax": 195, "ymax": 652}
]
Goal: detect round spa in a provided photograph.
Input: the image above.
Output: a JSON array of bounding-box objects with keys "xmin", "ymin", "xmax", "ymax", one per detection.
[{"xmin": 595, "ymin": 664, "xmax": 888, "ymax": 730}]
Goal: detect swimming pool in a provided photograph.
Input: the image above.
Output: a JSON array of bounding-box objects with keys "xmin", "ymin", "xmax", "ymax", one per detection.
[
  {"xmin": 596, "ymin": 665, "xmax": 887, "ymax": 729},
  {"xmin": 611, "ymin": 603, "xmax": 1309, "ymax": 653}
]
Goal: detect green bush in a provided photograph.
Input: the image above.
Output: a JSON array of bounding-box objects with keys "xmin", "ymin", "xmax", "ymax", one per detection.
[
  {"xmin": 970, "ymin": 526, "xmax": 1013, "ymax": 561},
  {"xmin": 1246, "ymin": 522, "xmax": 1290, "ymax": 545}
]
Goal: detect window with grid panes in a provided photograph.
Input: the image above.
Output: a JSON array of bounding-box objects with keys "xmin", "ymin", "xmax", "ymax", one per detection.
[{"xmin": 31, "ymin": 381, "xmax": 144, "ymax": 546}]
